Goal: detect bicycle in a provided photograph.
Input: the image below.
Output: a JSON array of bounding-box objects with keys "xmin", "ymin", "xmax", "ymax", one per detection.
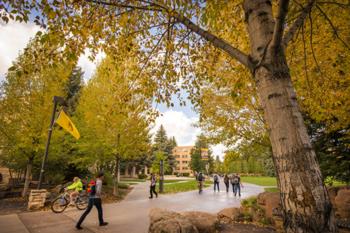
[{"xmin": 51, "ymin": 189, "xmax": 88, "ymax": 213}]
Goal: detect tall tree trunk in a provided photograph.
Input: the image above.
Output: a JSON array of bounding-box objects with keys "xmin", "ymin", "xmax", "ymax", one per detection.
[
  {"xmin": 113, "ymin": 156, "xmax": 120, "ymax": 196},
  {"xmin": 22, "ymin": 158, "xmax": 33, "ymax": 197},
  {"xmin": 243, "ymin": 0, "xmax": 336, "ymax": 232},
  {"xmin": 124, "ymin": 164, "xmax": 129, "ymax": 177},
  {"xmin": 8, "ymin": 168, "xmax": 13, "ymax": 188}
]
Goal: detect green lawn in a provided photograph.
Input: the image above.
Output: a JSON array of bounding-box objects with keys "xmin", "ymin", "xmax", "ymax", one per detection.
[
  {"xmin": 120, "ymin": 178, "xmax": 146, "ymax": 182},
  {"xmin": 241, "ymin": 176, "xmax": 277, "ymax": 186},
  {"xmin": 163, "ymin": 179, "xmax": 186, "ymax": 184},
  {"xmin": 161, "ymin": 180, "xmax": 213, "ymax": 194},
  {"xmin": 264, "ymin": 187, "xmax": 279, "ymax": 192},
  {"xmin": 119, "ymin": 182, "xmax": 139, "ymax": 185},
  {"xmin": 327, "ymin": 181, "xmax": 347, "ymax": 187}
]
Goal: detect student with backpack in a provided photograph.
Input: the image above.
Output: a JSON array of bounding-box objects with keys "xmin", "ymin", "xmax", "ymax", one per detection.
[
  {"xmin": 197, "ymin": 172, "xmax": 204, "ymax": 193},
  {"xmin": 213, "ymin": 174, "xmax": 220, "ymax": 192},
  {"xmin": 149, "ymin": 173, "xmax": 158, "ymax": 199},
  {"xmin": 223, "ymin": 174, "xmax": 230, "ymax": 192},
  {"xmin": 231, "ymin": 173, "xmax": 242, "ymax": 197},
  {"xmin": 76, "ymin": 172, "xmax": 108, "ymax": 230}
]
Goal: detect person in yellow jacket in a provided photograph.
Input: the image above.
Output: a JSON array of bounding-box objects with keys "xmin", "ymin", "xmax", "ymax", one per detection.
[{"xmin": 66, "ymin": 177, "xmax": 83, "ymax": 204}]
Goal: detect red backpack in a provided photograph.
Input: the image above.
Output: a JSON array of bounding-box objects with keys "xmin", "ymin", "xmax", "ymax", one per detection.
[{"xmin": 87, "ymin": 179, "xmax": 96, "ymax": 195}]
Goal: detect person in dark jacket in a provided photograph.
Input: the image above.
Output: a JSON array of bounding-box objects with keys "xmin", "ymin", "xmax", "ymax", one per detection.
[
  {"xmin": 213, "ymin": 174, "xmax": 220, "ymax": 192},
  {"xmin": 231, "ymin": 173, "xmax": 243, "ymax": 197},
  {"xmin": 76, "ymin": 172, "xmax": 108, "ymax": 230},
  {"xmin": 223, "ymin": 174, "xmax": 230, "ymax": 192},
  {"xmin": 149, "ymin": 173, "xmax": 158, "ymax": 199}
]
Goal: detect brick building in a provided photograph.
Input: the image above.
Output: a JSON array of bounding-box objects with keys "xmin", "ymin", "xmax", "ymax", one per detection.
[{"xmin": 173, "ymin": 146, "xmax": 209, "ymax": 175}]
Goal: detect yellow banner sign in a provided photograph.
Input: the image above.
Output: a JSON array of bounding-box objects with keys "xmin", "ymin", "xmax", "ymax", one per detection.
[{"xmin": 55, "ymin": 110, "xmax": 80, "ymax": 139}]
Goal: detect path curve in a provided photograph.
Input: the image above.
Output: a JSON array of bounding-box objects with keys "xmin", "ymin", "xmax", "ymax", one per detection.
[{"xmin": 63, "ymin": 181, "xmax": 264, "ymax": 233}]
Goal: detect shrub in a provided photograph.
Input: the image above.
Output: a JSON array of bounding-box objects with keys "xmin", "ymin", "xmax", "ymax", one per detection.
[
  {"xmin": 241, "ymin": 196, "xmax": 257, "ymax": 208},
  {"xmin": 103, "ymin": 171, "xmax": 114, "ymax": 186},
  {"xmin": 138, "ymin": 173, "xmax": 147, "ymax": 179},
  {"xmin": 47, "ymin": 174, "xmax": 65, "ymax": 185},
  {"xmin": 118, "ymin": 183, "xmax": 129, "ymax": 189},
  {"xmin": 182, "ymin": 173, "xmax": 190, "ymax": 177}
]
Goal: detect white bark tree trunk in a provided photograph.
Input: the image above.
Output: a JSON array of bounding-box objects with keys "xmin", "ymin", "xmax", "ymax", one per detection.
[
  {"xmin": 22, "ymin": 158, "xmax": 33, "ymax": 197},
  {"xmin": 113, "ymin": 157, "xmax": 120, "ymax": 196},
  {"xmin": 124, "ymin": 164, "xmax": 129, "ymax": 177},
  {"xmin": 243, "ymin": 0, "xmax": 336, "ymax": 232}
]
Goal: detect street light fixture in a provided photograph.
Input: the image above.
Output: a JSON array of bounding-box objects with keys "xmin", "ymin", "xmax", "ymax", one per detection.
[{"xmin": 37, "ymin": 96, "xmax": 66, "ymax": 189}]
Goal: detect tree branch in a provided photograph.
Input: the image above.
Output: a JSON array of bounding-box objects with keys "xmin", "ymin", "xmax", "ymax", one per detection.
[
  {"xmin": 86, "ymin": 0, "xmax": 252, "ymax": 70},
  {"xmin": 86, "ymin": 0, "xmax": 163, "ymax": 12},
  {"xmin": 172, "ymin": 13, "xmax": 252, "ymax": 70},
  {"xmin": 271, "ymin": 0, "xmax": 290, "ymax": 49},
  {"xmin": 283, "ymin": 0, "xmax": 315, "ymax": 46},
  {"xmin": 316, "ymin": 5, "xmax": 350, "ymax": 50}
]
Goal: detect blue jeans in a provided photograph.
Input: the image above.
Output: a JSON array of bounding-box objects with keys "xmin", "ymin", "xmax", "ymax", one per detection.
[
  {"xmin": 77, "ymin": 198, "xmax": 103, "ymax": 226},
  {"xmin": 233, "ymin": 184, "xmax": 241, "ymax": 196},
  {"xmin": 214, "ymin": 182, "xmax": 220, "ymax": 191}
]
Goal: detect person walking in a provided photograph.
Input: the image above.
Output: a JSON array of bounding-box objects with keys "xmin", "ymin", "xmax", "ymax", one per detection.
[
  {"xmin": 197, "ymin": 172, "xmax": 204, "ymax": 194},
  {"xmin": 76, "ymin": 172, "xmax": 108, "ymax": 230},
  {"xmin": 232, "ymin": 173, "xmax": 243, "ymax": 197},
  {"xmin": 223, "ymin": 174, "xmax": 230, "ymax": 193},
  {"xmin": 213, "ymin": 174, "xmax": 220, "ymax": 192},
  {"xmin": 149, "ymin": 173, "xmax": 158, "ymax": 199}
]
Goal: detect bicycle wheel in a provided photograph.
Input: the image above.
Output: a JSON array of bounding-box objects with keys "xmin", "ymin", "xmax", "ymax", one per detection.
[
  {"xmin": 51, "ymin": 196, "xmax": 68, "ymax": 213},
  {"xmin": 76, "ymin": 194, "xmax": 88, "ymax": 210}
]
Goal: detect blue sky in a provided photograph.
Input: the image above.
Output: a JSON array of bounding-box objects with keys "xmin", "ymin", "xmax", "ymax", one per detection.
[{"xmin": 0, "ymin": 20, "xmax": 227, "ymax": 158}]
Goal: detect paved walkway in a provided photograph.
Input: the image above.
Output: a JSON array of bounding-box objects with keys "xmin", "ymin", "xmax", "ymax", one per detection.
[{"xmin": 0, "ymin": 182, "xmax": 264, "ymax": 233}]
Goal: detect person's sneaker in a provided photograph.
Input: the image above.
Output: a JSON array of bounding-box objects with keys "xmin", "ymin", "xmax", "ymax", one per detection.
[
  {"xmin": 149, "ymin": 196, "xmax": 153, "ymax": 199},
  {"xmin": 100, "ymin": 222, "xmax": 108, "ymax": 227},
  {"xmin": 76, "ymin": 225, "xmax": 83, "ymax": 230}
]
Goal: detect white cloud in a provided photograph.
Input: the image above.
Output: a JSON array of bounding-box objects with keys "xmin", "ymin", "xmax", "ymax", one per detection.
[
  {"xmin": 0, "ymin": 21, "xmax": 40, "ymax": 80},
  {"xmin": 77, "ymin": 49, "xmax": 105, "ymax": 82},
  {"xmin": 151, "ymin": 110, "xmax": 227, "ymax": 158},
  {"xmin": 151, "ymin": 110, "xmax": 201, "ymax": 146},
  {"xmin": 0, "ymin": 21, "xmax": 103, "ymax": 82},
  {"xmin": 211, "ymin": 144, "xmax": 227, "ymax": 160}
]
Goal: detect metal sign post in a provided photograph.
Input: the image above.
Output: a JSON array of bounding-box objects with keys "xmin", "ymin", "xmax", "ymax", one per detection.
[
  {"xmin": 37, "ymin": 96, "xmax": 65, "ymax": 189},
  {"xmin": 159, "ymin": 159, "xmax": 164, "ymax": 193}
]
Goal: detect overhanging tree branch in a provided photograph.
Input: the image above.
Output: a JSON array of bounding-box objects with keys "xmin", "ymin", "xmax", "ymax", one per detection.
[
  {"xmin": 86, "ymin": 0, "xmax": 253, "ymax": 70},
  {"xmin": 283, "ymin": 0, "xmax": 315, "ymax": 46},
  {"xmin": 172, "ymin": 13, "xmax": 252, "ymax": 70},
  {"xmin": 316, "ymin": 5, "xmax": 350, "ymax": 50},
  {"xmin": 271, "ymin": 0, "xmax": 290, "ymax": 49},
  {"xmin": 86, "ymin": 0, "xmax": 163, "ymax": 11}
]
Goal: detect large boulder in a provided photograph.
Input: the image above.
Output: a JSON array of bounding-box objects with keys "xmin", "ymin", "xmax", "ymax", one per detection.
[
  {"xmin": 149, "ymin": 208, "xmax": 198, "ymax": 233},
  {"xmin": 257, "ymin": 192, "xmax": 281, "ymax": 219},
  {"xmin": 182, "ymin": 211, "xmax": 218, "ymax": 233},
  {"xmin": 335, "ymin": 188, "xmax": 350, "ymax": 219},
  {"xmin": 217, "ymin": 207, "xmax": 242, "ymax": 223}
]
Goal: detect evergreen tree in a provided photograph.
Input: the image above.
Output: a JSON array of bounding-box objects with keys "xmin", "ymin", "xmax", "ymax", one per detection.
[
  {"xmin": 153, "ymin": 125, "xmax": 168, "ymax": 151},
  {"xmin": 64, "ymin": 66, "xmax": 84, "ymax": 114},
  {"xmin": 305, "ymin": 115, "xmax": 350, "ymax": 184},
  {"xmin": 190, "ymin": 134, "xmax": 210, "ymax": 173},
  {"xmin": 152, "ymin": 125, "xmax": 177, "ymax": 174},
  {"xmin": 190, "ymin": 148, "xmax": 204, "ymax": 173}
]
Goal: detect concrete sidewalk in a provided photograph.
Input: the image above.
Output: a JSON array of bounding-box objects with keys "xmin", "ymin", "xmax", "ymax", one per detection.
[{"xmin": 0, "ymin": 182, "xmax": 264, "ymax": 233}]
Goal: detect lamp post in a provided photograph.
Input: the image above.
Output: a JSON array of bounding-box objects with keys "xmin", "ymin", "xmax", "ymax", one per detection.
[
  {"xmin": 159, "ymin": 159, "xmax": 164, "ymax": 193},
  {"xmin": 37, "ymin": 96, "xmax": 66, "ymax": 189}
]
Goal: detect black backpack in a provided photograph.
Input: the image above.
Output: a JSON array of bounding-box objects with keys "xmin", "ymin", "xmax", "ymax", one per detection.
[
  {"xmin": 214, "ymin": 175, "xmax": 218, "ymax": 182},
  {"xmin": 198, "ymin": 173, "xmax": 203, "ymax": 182}
]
